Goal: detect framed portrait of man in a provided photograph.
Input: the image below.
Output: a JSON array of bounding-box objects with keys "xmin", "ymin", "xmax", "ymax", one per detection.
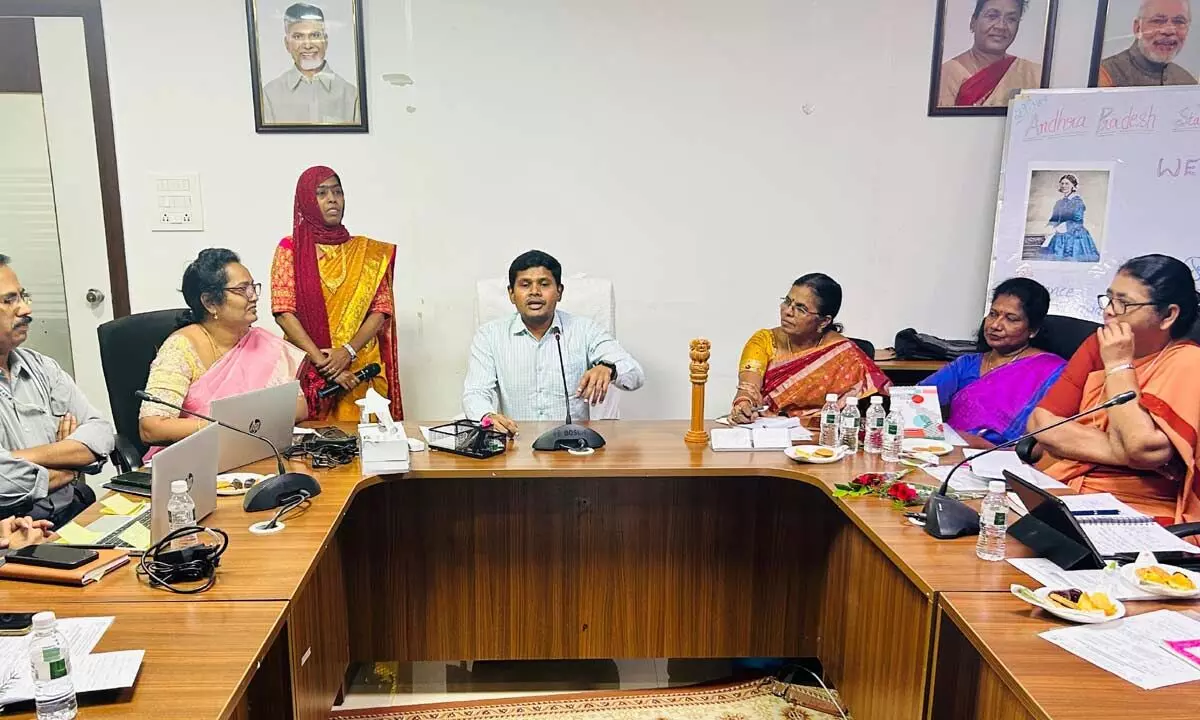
[
  {"xmin": 245, "ymin": 0, "xmax": 368, "ymax": 133},
  {"xmin": 928, "ymin": 0, "xmax": 1059, "ymax": 116},
  {"xmin": 1089, "ymin": 0, "xmax": 1198, "ymax": 87}
]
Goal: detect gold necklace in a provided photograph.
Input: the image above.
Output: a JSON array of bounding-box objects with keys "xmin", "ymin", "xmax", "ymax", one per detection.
[
  {"xmin": 199, "ymin": 325, "xmax": 232, "ymax": 367},
  {"xmin": 982, "ymin": 345, "xmax": 1029, "ymax": 375}
]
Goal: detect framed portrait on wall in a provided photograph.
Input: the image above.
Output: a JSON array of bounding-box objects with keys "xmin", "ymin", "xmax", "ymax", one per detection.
[
  {"xmin": 245, "ymin": 0, "xmax": 368, "ymax": 133},
  {"xmin": 928, "ymin": 0, "xmax": 1059, "ymax": 116},
  {"xmin": 1089, "ymin": 0, "xmax": 1198, "ymax": 87}
]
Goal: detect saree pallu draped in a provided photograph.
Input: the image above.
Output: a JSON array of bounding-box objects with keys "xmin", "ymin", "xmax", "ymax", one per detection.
[
  {"xmin": 761, "ymin": 339, "xmax": 890, "ymax": 421},
  {"xmin": 143, "ymin": 328, "xmax": 302, "ymax": 461},
  {"xmin": 272, "ymin": 235, "xmax": 403, "ymax": 421},
  {"xmin": 1044, "ymin": 341, "xmax": 1200, "ymax": 524},
  {"xmin": 945, "ymin": 353, "xmax": 1065, "ymax": 445}
]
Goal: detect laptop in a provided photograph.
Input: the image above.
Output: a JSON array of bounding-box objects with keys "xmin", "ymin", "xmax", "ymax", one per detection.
[
  {"xmin": 85, "ymin": 424, "xmax": 219, "ymax": 551},
  {"xmin": 209, "ymin": 381, "xmax": 299, "ymax": 473}
]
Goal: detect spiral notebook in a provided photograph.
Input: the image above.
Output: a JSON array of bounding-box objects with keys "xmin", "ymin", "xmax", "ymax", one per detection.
[
  {"xmin": 1061, "ymin": 493, "xmax": 1200, "ymax": 556},
  {"xmin": 1061, "ymin": 493, "xmax": 1153, "ymax": 525}
]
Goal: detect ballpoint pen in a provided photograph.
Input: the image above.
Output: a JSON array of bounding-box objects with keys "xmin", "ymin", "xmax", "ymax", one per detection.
[{"xmin": 1070, "ymin": 509, "xmax": 1120, "ymax": 517}]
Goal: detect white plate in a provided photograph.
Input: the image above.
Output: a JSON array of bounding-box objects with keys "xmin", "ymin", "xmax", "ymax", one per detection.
[
  {"xmin": 901, "ymin": 438, "xmax": 954, "ymax": 456},
  {"xmin": 1034, "ymin": 587, "xmax": 1126, "ymax": 624},
  {"xmin": 784, "ymin": 445, "xmax": 847, "ymax": 464},
  {"xmin": 1120, "ymin": 562, "xmax": 1200, "ymax": 599},
  {"xmin": 217, "ymin": 472, "xmax": 266, "ymax": 496}
]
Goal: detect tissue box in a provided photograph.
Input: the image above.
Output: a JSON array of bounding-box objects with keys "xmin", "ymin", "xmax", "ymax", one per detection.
[{"xmin": 359, "ymin": 423, "xmax": 410, "ymax": 475}]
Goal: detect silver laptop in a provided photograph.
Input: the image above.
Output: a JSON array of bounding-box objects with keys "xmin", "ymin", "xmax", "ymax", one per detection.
[
  {"xmin": 86, "ymin": 423, "xmax": 218, "ymax": 550},
  {"xmin": 209, "ymin": 381, "xmax": 299, "ymax": 473}
]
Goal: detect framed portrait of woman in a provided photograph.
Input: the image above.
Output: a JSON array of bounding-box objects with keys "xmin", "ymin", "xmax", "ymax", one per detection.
[
  {"xmin": 245, "ymin": 0, "xmax": 368, "ymax": 133},
  {"xmin": 928, "ymin": 0, "xmax": 1060, "ymax": 116}
]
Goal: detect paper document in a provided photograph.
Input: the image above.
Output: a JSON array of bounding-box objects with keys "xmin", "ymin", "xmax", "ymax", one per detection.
[
  {"xmin": 941, "ymin": 425, "xmax": 968, "ymax": 447},
  {"xmin": 59, "ymin": 616, "xmax": 114, "ymax": 657},
  {"xmin": 921, "ymin": 465, "xmax": 989, "ymax": 492},
  {"xmin": 714, "ymin": 415, "xmax": 813, "ymax": 442},
  {"xmin": 1007, "ymin": 558, "xmax": 1158, "ymax": 601},
  {"xmin": 962, "ymin": 450, "xmax": 1067, "ymax": 489},
  {"xmin": 73, "ymin": 650, "xmax": 144, "ymax": 693},
  {"xmin": 0, "ymin": 616, "xmax": 124, "ymax": 707},
  {"xmin": 1082, "ymin": 522, "xmax": 1200, "ymax": 556},
  {"xmin": 710, "ymin": 427, "xmax": 791, "ymax": 451},
  {"xmin": 1061, "ymin": 493, "xmax": 1144, "ymax": 518},
  {"xmin": 1040, "ymin": 610, "xmax": 1200, "ymax": 690}
]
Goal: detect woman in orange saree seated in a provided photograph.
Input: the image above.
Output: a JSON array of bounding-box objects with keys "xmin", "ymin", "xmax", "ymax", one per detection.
[
  {"xmin": 271, "ymin": 166, "xmax": 404, "ymax": 421},
  {"xmin": 1028, "ymin": 255, "xmax": 1200, "ymax": 525},
  {"xmin": 729, "ymin": 273, "xmax": 890, "ymax": 426}
]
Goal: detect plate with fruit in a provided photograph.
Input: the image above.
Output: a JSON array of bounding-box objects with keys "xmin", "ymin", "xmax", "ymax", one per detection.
[
  {"xmin": 1010, "ymin": 584, "xmax": 1125, "ymax": 624},
  {"xmin": 1121, "ymin": 563, "xmax": 1200, "ymax": 599},
  {"xmin": 785, "ymin": 445, "xmax": 847, "ymax": 464}
]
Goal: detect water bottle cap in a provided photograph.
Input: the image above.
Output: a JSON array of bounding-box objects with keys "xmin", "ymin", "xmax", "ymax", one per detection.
[
  {"xmin": 171, "ymin": 479, "xmax": 189, "ymax": 494},
  {"xmin": 32, "ymin": 611, "xmax": 56, "ymax": 630},
  {"xmin": 825, "ymin": 394, "xmax": 838, "ymax": 402},
  {"xmin": 870, "ymin": 395, "xmax": 884, "ymax": 403},
  {"xmin": 844, "ymin": 396, "xmax": 857, "ymax": 403},
  {"xmin": 988, "ymin": 481, "xmax": 1007, "ymax": 494}
]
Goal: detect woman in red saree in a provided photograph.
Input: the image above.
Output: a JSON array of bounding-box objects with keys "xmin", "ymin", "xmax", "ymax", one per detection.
[
  {"xmin": 271, "ymin": 166, "xmax": 404, "ymax": 421},
  {"xmin": 729, "ymin": 273, "xmax": 890, "ymax": 426},
  {"xmin": 1028, "ymin": 255, "xmax": 1200, "ymax": 525}
]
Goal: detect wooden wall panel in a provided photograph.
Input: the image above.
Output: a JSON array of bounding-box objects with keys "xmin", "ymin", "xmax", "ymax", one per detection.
[
  {"xmin": 819, "ymin": 509, "xmax": 934, "ymax": 720},
  {"xmin": 928, "ymin": 609, "xmax": 1036, "ymax": 720},
  {"xmin": 342, "ymin": 475, "xmax": 831, "ymax": 662},
  {"xmin": 288, "ymin": 535, "xmax": 350, "ymax": 720}
]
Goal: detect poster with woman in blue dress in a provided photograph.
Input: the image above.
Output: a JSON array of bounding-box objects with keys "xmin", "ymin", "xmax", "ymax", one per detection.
[{"xmin": 1021, "ymin": 169, "xmax": 1109, "ymax": 263}]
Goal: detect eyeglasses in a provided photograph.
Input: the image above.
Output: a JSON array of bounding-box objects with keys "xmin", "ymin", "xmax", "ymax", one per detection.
[
  {"xmin": 1142, "ymin": 15, "xmax": 1190, "ymax": 30},
  {"xmin": 1097, "ymin": 295, "xmax": 1155, "ymax": 315},
  {"xmin": 0, "ymin": 290, "xmax": 32, "ymax": 307},
  {"xmin": 224, "ymin": 283, "xmax": 261, "ymax": 299},
  {"xmin": 780, "ymin": 297, "xmax": 816, "ymax": 315}
]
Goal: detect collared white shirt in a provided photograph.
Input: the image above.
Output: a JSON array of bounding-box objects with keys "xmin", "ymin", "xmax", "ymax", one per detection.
[
  {"xmin": 462, "ymin": 311, "xmax": 644, "ymax": 422},
  {"xmin": 261, "ymin": 64, "xmax": 360, "ymax": 124}
]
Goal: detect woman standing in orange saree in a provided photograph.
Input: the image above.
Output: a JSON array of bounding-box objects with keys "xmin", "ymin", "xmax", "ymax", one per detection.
[
  {"xmin": 1028, "ymin": 255, "xmax": 1200, "ymax": 525},
  {"xmin": 729, "ymin": 273, "xmax": 890, "ymax": 426},
  {"xmin": 271, "ymin": 166, "xmax": 404, "ymax": 421}
]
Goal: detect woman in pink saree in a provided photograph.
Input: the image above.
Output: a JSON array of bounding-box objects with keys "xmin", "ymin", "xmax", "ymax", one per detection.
[{"xmin": 139, "ymin": 249, "xmax": 306, "ymax": 460}]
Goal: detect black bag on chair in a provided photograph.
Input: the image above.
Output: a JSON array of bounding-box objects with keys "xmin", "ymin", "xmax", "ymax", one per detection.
[{"xmin": 893, "ymin": 328, "xmax": 979, "ymax": 361}]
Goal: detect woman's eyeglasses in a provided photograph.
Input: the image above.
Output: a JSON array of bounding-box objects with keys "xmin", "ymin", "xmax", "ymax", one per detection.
[
  {"xmin": 779, "ymin": 297, "xmax": 815, "ymax": 315},
  {"xmin": 1097, "ymin": 295, "xmax": 1155, "ymax": 315},
  {"xmin": 224, "ymin": 283, "xmax": 262, "ymax": 299}
]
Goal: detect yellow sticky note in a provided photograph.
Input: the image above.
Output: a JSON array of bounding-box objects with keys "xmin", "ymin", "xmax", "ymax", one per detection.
[
  {"xmin": 117, "ymin": 522, "xmax": 151, "ymax": 550},
  {"xmin": 54, "ymin": 522, "xmax": 101, "ymax": 545},
  {"xmin": 100, "ymin": 494, "xmax": 142, "ymax": 516}
]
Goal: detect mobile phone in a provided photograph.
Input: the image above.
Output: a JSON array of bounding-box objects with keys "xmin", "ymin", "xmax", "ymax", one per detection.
[
  {"xmin": 0, "ymin": 613, "xmax": 34, "ymax": 636},
  {"xmin": 6, "ymin": 544, "xmax": 98, "ymax": 570}
]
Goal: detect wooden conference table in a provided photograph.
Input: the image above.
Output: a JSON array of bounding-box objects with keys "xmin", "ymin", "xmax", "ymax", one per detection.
[{"xmin": 0, "ymin": 420, "xmax": 1194, "ymax": 719}]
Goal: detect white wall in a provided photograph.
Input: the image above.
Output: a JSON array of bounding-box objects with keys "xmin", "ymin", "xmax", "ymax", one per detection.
[{"xmin": 100, "ymin": 0, "xmax": 1105, "ymax": 421}]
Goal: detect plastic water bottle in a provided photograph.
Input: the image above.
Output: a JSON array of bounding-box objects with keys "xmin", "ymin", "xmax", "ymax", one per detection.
[
  {"xmin": 863, "ymin": 396, "xmax": 886, "ymax": 454},
  {"xmin": 818, "ymin": 393, "xmax": 840, "ymax": 447},
  {"xmin": 28, "ymin": 612, "xmax": 77, "ymax": 720},
  {"xmin": 167, "ymin": 479, "xmax": 199, "ymax": 551},
  {"xmin": 840, "ymin": 396, "xmax": 861, "ymax": 453},
  {"xmin": 881, "ymin": 406, "xmax": 903, "ymax": 463},
  {"xmin": 976, "ymin": 480, "xmax": 1009, "ymax": 561}
]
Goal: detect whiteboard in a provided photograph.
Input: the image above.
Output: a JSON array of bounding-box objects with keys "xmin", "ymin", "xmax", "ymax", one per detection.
[{"xmin": 987, "ymin": 86, "xmax": 1200, "ymax": 321}]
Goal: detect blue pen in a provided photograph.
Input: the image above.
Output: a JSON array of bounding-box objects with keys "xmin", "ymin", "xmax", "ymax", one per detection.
[{"xmin": 1071, "ymin": 509, "xmax": 1120, "ymax": 517}]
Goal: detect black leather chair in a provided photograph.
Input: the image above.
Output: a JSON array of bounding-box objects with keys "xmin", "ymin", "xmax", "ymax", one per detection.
[
  {"xmin": 1031, "ymin": 314, "xmax": 1101, "ymax": 360},
  {"xmin": 96, "ymin": 309, "xmax": 188, "ymax": 471},
  {"xmin": 849, "ymin": 337, "xmax": 875, "ymax": 359}
]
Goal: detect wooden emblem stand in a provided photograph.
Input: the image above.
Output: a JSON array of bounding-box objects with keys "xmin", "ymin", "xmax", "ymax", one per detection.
[{"xmin": 685, "ymin": 339, "xmax": 711, "ymax": 444}]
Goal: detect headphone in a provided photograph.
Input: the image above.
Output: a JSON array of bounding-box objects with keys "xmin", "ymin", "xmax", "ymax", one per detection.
[{"xmin": 136, "ymin": 526, "xmax": 228, "ymax": 594}]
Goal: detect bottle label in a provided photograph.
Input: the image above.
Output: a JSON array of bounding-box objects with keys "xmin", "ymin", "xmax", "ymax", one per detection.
[
  {"xmin": 871, "ymin": 417, "xmax": 885, "ymax": 429},
  {"xmin": 841, "ymin": 417, "xmax": 859, "ymax": 429},
  {"xmin": 823, "ymin": 413, "xmax": 836, "ymax": 425},
  {"xmin": 35, "ymin": 647, "xmax": 69, "ymax": 682},
  {"xmin": 886, "ymin": 422, "xmax": 900, "ymax": 436},
  {"xmin": 992, "ymin": 511, "xmax": 1006, "ymax": 526}
]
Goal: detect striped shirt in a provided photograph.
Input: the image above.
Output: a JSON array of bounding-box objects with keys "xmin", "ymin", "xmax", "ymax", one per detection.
[{"xmin": 462, "ymin": 311, "xmax": 644, "ymax": 422}]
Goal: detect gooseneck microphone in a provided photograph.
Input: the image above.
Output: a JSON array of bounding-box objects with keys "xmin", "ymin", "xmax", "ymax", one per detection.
[
  {"xmin": 922, "ymin": 389, "xmax": 1137, "ymax": 539},
  {"xmin": 135, "ymin": 390, "xmax": 321, "ymax": 511},
  {"xmin": 316, "ymin": 362, "xmax": 381, "ymax": 399},
  {"xmin": 532, "ymin": 327, "xmax": 606, "ymax": 452}
]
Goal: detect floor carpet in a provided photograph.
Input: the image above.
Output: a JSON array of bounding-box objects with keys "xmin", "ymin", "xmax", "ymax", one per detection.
[{"xmin": 329, "ymin": 677, "xmax": 845, "ymax": 720}]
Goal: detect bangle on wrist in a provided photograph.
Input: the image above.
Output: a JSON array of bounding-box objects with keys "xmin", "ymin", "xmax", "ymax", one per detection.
[
  {"xmin": 342, "ymin": 343, "xmax": 358, "ymax": 361},
  {"xmin": 1105, "ymin": 363, "xmax": 1134, "ymax": 377}
]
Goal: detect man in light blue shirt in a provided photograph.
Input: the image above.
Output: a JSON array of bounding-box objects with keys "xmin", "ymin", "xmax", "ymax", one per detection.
[{"xmin": 462, "ymin": 251, "xmax": 644, "ymax": 435}]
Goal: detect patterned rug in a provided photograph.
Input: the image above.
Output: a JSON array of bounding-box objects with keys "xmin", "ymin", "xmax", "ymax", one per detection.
[{"xmin": 329, "ymin": 678, "xmax": 845, "ymax": 720}]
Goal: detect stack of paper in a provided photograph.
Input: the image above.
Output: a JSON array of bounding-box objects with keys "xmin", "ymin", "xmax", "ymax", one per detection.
[
  {"xmin": 962, "ymin": 449, "xmax": 1068, "ymax": 489},
  {"xmin": 0, "ymin": 616, "xmax": 143, "ymax": 708},
  {"xmin": 714, "ymin": 415, "xmax": 813, "ymax": 442},
  {"xmin": 710, "ymin": 427, "xmax": 791, "ymax": 451},
  {"xmin": 1041, "ymin": 610, "xmax": 1200, "ymax": 690}
]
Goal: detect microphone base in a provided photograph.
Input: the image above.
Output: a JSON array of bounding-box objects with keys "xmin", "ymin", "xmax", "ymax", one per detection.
[
  {"xmin": 922, "ymin": 493, "xmax": 980, "ymax": 539},
  {"xmin": 243, "ymin": 471, "xmax": 322, "ymax": 512},
  {"xmin": 532, "ymin": 424, "xmax": 606, "ymax": 452}
]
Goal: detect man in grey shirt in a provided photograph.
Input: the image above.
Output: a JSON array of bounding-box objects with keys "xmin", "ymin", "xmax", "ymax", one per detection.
[
  {"xmin": 261, "ymin": 3, "xmax": 360, "ymax": 125},
  {"xmin": 0, "ymin": 255, "xmax": 114, "ymax": 525}
]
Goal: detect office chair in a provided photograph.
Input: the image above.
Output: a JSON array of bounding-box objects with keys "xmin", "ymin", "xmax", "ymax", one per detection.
[
  {"xmin": 849, "ymin": 337, "xmax": 875, "ymax": 359},
  {"xmin": 1031, "ymin": 314, "xmax": 1102, "ymax": 360},
  {"xmin": 97, "ymin": 309, "xmax": 188, "ymax": 471}
]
